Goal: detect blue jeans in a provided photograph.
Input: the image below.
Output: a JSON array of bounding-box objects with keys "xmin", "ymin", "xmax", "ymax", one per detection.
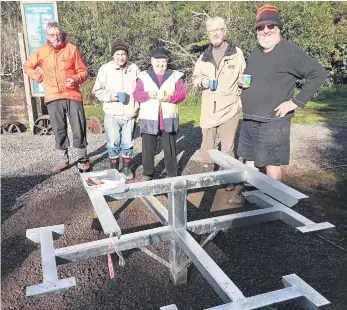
[{"xmin": 104, "ymin": 114, "xmax": 135, "ymax": 158}]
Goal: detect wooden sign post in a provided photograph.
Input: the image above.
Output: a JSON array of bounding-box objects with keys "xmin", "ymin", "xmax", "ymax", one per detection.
[{"xmin": 19, "ymin": 1, "xmax": 58, "ymax": 130}]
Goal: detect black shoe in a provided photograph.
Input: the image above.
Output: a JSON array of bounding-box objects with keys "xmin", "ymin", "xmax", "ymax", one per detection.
[
  {"xmin": 77, "ymin": 160, "xmax": 91, "ymax": 173},
  {"xmin": 109, "ymin": 157, "xmax": 120, "ymax": 170},
  {"xmin": 121, "ymin": 157, "xmax": 134, "ymax": 180}
]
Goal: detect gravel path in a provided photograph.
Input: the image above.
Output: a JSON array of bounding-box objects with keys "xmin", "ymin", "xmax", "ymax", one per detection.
[{"xmin": 1, "ymin": 122, "xmax": 347, "ymax": 310}]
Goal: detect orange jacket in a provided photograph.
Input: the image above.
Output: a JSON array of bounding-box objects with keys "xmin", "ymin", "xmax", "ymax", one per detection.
[{"xmin": 24, "ymin": 43, "xmax": 88, "ymax": 104}]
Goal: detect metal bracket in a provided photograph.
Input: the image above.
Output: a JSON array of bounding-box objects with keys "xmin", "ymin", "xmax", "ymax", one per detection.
[
  {"xmin": 242, "ymin": 190, "xmax": 335, "ymax": 233},
  {"xmin": 26, "ymin": 225, "xmax": 76, "ymax": 297}
]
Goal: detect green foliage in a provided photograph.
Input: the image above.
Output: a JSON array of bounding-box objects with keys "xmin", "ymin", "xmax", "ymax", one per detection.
[
  {"xmin": 80, "ymin": 77, "xmax": 98, "ymax": 106},
  {"xmin": 84, "ymin": 104, "xmax": 104, "ymax": 122},
  {"xmin": 1, "ymin": 1, "xmax": 347, "ymax": 84},
  {"xmin": 313, "ymin": 85, "xmax": 347, "ymax": 101},
  {"xmin": 181, "ymin": 94, "xmax": 202, "ymax": 106},
  {"xmin": 58, "ymin": 2, "xmax": 175, "ymax": 76}
]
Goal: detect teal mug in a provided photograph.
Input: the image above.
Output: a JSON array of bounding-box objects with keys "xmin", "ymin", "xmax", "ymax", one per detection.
[{"xmin": 242, "ymin": 75, "xmax": 252, "ymax": 88}]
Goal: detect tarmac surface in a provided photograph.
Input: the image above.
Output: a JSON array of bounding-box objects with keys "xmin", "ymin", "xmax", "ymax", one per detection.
[{"xmin": 1, "ymin": 123, "xmax": 347, "ymax": 310}]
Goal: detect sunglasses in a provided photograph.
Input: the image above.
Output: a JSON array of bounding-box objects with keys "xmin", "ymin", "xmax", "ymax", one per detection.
[{"xmin": 256, "ymin": 24, "xmax": 276, "ymax": 31}]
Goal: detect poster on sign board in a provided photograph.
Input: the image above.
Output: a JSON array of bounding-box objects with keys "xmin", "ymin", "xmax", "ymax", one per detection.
[{"xmin": 20, "ymin": 2, "xmax": 58, "ymax": 97}]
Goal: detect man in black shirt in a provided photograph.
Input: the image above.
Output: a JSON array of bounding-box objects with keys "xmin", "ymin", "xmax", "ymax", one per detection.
[{"xmin": 238, "ymin": 4, "xmax": 327, "ymax": 181}]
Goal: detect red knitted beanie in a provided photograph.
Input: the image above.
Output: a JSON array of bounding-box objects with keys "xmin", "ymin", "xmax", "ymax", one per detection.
[{"xmin": 255, "ymin": 5, "xmax": 282, "ymax": 29}]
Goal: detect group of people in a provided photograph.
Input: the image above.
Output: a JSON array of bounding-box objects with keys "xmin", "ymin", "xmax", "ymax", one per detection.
[{"xmin": 24, "ymin": 5, "xmax": 327, "ymax": 190}]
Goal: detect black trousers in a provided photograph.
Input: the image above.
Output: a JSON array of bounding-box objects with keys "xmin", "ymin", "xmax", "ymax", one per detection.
[
  {"xmin": 142, "ymin": 132, "xmax": 178, "ymax": 177},
  {"xmin": 47, "ymin": 99, "xmax": 88, "ymax": 151}
]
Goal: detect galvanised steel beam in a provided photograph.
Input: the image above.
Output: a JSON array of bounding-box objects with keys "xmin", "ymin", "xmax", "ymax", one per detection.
[
  {"xmin": 282, "ymin": 274, "xmax": 330, "ymax": 309},
  {"xmin": 187, "ymin": 208, "xmax": 281, "ymax": 235},
  {"xmin": 105, "ymin": 169, "xmax": 246, "ymax": 201},
  {"xmin": 26, "ymin": 226, "xmax": 76, "ymax": 297},
  {"xmin": 52, "ymin": 208, "xmax": 279, "ymax": 265},
  {"xmin": 140, "ymin": 196, "xmax": 168, "ymax": 225},
  {"xmin": 206, "ymin": 274, "xmax": 330, "ymax": 310},
  {"xmin": 28, "ymin": 202, "xmax": 333, "ymax": 299},
  {"xmin": 160, "ymin": 305, "xmax": 179, "ymax": 310},
  {"xmin": 169, "ymin": 180, "xmax": 188, "ymax": 285},
  {"xmin": 163, "ymin": 274, "xmax": 330, "ymax": 309},
  {"xmin": 26, "ymin": 224, "xmax": 65, "ymax": 243},
  {"xmin": 173, "ymin": 229, "xmax": 245, "ymax": 303},
  {"xmin": 242, "ymin": 190, "xmax": 335, "ymax": 233},
  {"xmin": 85, "ymin": 189, "xmax": 121, "ymax": 237},
  {"xmin": 209, "ymin": 150, "xmax": 308, "ymax": 207},
  {"xmin": 55, "ymin": 226, "xmax": 172, "ymax": 264}
]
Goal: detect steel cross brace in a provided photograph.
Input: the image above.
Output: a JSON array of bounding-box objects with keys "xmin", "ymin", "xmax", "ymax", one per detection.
[
  {"xmin": 25, "ymin": 151, "xmax": 334, "ymax": 310},
  {"xmin": 164, "ymin": 274, "xmax": 331, "ymax": 310}
]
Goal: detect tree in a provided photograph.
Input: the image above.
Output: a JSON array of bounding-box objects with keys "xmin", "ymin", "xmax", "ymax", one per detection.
[
  {"xmin": 1, "ymin": 1, "xmax": 22, "ymax": 78},
  {"xmin": 1, "ymin": 1, "xmax": 346, "ymax": 85}
]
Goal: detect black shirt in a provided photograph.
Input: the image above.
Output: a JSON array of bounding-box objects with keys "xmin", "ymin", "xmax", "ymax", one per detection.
[{"xmin": 241, "ymin": 39, "xmax": 327, "ymax": 122}]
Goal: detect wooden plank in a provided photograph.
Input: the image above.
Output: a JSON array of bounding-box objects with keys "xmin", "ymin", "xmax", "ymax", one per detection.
[{"xmin": 18, "ymin": 32, "xmax": 37, "ymax": 129}]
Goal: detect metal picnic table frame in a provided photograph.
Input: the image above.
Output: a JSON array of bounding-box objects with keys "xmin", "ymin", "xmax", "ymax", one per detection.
[{"xmin": 25, "ymin": 150, "xmax": 334, "ymax": 309}]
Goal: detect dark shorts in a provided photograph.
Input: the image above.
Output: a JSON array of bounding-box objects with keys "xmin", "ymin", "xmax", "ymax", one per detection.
[{"xmin": 237, "ymin": 119, "xmax": 291, "ymax": 167}]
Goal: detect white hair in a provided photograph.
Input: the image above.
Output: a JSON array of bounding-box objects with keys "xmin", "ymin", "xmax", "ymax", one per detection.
[{"xmin": 205, "ymin": 17, "xmax": 227, "ymax": 31}]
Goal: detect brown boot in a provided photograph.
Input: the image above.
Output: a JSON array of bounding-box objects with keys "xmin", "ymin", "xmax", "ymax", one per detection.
[{"xmin": 51, "ymin": 161, "xmax": 69, "ymax": 174}]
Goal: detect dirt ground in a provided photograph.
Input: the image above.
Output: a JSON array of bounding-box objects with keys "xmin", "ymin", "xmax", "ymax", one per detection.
[{"xmin": 1, "ymin": 123, "xmax": 347, "ymax": 310}]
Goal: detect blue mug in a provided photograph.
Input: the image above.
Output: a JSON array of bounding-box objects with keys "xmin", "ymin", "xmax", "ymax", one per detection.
[
  {"xmin": 117, "ymin": 92, "xmax": 126, "ymax": 103},
  {"xmin": 209, "ymin": 78, "xmax": 218, "ymax": 91}
]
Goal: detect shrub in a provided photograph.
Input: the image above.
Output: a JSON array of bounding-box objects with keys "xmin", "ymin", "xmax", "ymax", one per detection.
[{"xmin": 80, "ymin": 77, "xmax": 98, "ymax": 106}]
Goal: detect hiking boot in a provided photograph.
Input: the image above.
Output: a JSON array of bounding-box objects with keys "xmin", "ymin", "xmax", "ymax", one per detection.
[
  {"xmin": 109, "ymin": 156, "xmax": 120, "ymax": 170},
  {"xmin": 77, "ymin": 160, "xmax": 91, "ymax": 173},
  {"xmin": 120, "ymin": 157, "xmax": 134, "ymax": 180},
  {"xmin": 51, "ymin": 161, "xmax": 69, "ymax": 174}
]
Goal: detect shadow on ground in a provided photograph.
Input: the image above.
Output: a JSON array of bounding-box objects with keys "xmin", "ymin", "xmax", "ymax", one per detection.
[{"xmin": 1, "ymin": 174, "xmax": 52, "ymax": 223}]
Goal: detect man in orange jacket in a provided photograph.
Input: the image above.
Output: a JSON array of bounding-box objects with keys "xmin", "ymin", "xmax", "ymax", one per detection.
[{"xmin": 24, "ymin": 22, "xmax": 90, "ymax": 173}]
